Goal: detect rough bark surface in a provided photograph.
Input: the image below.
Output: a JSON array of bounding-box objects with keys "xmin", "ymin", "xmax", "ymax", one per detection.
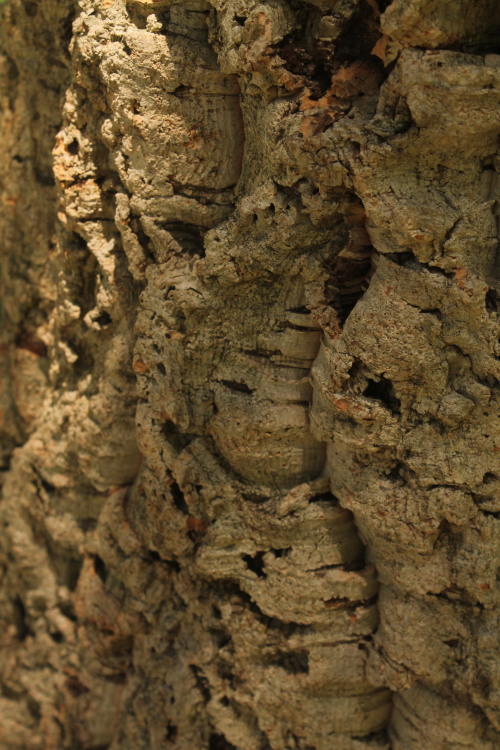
[{"xmin": 1, "ymin": 1, "xmax": 499, "ymax": 749}]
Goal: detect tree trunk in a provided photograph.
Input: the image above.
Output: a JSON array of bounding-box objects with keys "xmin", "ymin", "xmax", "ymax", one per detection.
[{"xmin": 1, "ymin": 1, "xmax": 499, "ymax": 748}]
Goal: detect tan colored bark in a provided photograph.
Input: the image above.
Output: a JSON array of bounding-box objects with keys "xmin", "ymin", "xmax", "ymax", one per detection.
[{"xmin": 0, "ymin": 1, "xmax": 499, "ymax": 749}]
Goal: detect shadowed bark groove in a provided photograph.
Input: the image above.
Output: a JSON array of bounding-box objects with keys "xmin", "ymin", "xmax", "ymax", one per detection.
[{"xmin": 1, "ymin": 1, "xmax": 499, "ymax": 749}]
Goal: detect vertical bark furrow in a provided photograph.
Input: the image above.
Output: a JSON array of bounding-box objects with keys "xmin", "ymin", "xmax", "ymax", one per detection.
[
  {"xmin": 127, "ymin": 2, "xmax": 391, "ymax": 746},
  {"xmin": 0, "ymin": 0, "xmax": 73, "ymax": 468},
  {"xmin": 310, "ymin": 10, "xmax": 500, "ymax": 749},
  {"xmin": 0, "ymin": 2, "xmax": 80, "ymax": 748}
]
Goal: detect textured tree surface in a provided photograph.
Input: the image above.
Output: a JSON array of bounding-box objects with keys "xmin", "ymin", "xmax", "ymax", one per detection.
[{"xmin": 1, "ymin": 0, "xmax": 499, "ymax": 748}]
